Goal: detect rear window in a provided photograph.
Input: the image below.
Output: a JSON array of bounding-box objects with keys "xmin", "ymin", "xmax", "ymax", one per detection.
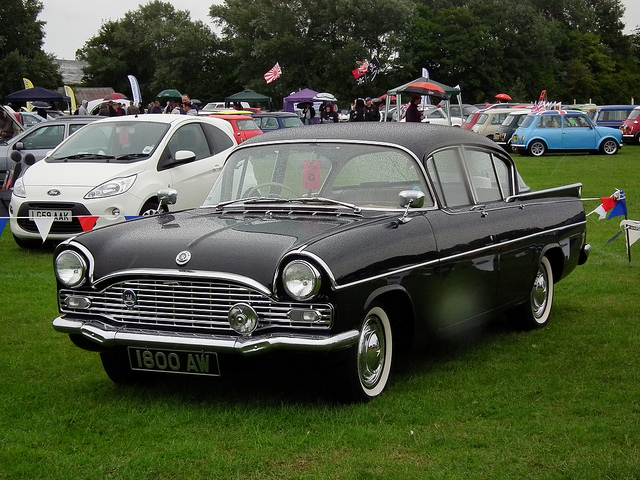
[
  {"xmin": 598, "ymin": 108, "xmax": 633, "ymax": 122},
  {"xmin": 236, "ymin": 119, "xmax": 260, "ymax": 131}
]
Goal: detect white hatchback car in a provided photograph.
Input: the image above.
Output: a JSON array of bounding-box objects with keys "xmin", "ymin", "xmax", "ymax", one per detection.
[{"xmin": 9, "ymin": 114, "xmax": 236, "ymax": 246}]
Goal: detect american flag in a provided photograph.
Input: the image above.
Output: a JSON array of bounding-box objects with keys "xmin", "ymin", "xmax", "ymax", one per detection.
[{"xmin": 264, "ymin": 62, "xmax": 282, "ymax": 83}]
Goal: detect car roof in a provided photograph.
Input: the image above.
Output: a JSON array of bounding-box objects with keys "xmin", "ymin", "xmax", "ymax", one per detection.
[
  {"xmin": 252, "ymin": 112, "xmax": 298, "ymax": 118},
  {"xmin": 240, "ymin": 122, "xmax": 504, "ymax": 159},
  {"xmin": 533, "ymin": 109, "xmax": 584, "ymax": 116},
  {"xmin": 88, "ymin": 113, "xmax": 237, "ymax": 138},
  {"xmin": 35, "ymin": 115, "xmax": 97, "ymax": 123},
  {"xmin": 211, "ymin": 114, "xmax": 257, "ymax": 122}
]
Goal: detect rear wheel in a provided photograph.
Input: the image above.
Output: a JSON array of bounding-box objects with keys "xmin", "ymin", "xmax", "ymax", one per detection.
[
  {"xmin": 341, "ymin": 305, "xmax": 393, "ymax": 402},
  {"xmin": 600, "ymin": 139, "xmax": 619, "ymax": 155},
  {"xmin": 528, "ymin": 140, "xmax": 547, "ymax": 157},
  {"xmin": 509, "ymin": 256, "xmax": 554, "ymax": 330}
]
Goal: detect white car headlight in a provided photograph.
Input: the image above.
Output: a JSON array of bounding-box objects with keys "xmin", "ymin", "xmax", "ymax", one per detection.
[
  {"xmin": 12, "ymin": 176, "xmax": 26, "ymax": 198},
  {"xmin": 84, "ymin": 175, "xmax": 136, "ymax": 199},
  {"xmin": 282, "ymin": 260, "xmax": 321, "ymax": 301},
  {"xmin": 55, "ymin": 250, "xmax": 88, "ymax": 287}
]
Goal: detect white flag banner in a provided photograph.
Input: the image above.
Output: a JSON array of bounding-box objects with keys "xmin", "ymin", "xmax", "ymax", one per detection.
[
  {"xmin": 127, "ymin": 75, "xmax": 142, "ymax": 106},
  {"xmin": 32, "ymin": 217, "xmax": 54, "ymax": 242},
  {"xmin": 621, "ymin": 220, "xmax": 640, "ymax": 249}
]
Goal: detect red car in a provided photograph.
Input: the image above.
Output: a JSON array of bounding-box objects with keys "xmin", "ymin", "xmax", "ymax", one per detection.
[
  {"xmin": 620, "ymin": 106, "xmax": 640, "ymax": 144},
  {"xmin": 461, "ymin": 109, "xmax": 485, "ymax": 130},
  {"xmin": 205, "ymin": 114, "xmax": 262, "ymax": 143}
]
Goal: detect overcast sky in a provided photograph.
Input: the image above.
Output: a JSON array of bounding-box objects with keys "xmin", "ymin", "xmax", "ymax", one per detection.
[{"xmin": 40, "ymin": 0, "xmax": 640, "ymax": 60}]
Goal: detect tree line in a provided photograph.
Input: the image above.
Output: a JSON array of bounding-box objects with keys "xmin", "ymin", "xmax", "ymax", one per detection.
[{"xmin": 2, "ymin": 0, "xmax": 639, "ymax": 107}]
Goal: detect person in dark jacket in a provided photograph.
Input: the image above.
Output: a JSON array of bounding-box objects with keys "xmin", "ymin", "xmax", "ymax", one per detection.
[
  {"xmin": 405, "ymin": 95, "xmax": 424, "ymax": 122},
  {"xmin": 349, "ymin": 98, "xmax": 365, "ymax": 122},
  {"xmin": 363, "ymin": 97, "xmax": 380, "ymax": 121}
]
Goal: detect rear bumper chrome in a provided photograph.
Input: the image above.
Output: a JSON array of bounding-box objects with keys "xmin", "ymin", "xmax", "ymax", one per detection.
[{"xmin": 53, "ymin": 316, "xmax": 359, "ymax": 355}]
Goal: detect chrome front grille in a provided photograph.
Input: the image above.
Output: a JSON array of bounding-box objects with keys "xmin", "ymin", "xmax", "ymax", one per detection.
[{"xmin": 59, "ymin": 277, "xmax": 332, "ymax": 331}]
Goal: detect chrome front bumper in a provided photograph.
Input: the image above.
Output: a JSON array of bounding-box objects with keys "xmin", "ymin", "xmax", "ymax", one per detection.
[{"xmin": 53, "ymin": 316, "xmax": 359, "ymax": 355}]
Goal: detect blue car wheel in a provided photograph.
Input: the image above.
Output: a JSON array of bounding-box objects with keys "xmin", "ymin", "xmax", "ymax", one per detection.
[{"xmin": 528, "ymin": 140, "xmax": 547, "ymax": 157}]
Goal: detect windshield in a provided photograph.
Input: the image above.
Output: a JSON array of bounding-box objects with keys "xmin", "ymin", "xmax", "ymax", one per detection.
[
  {"xmin": 520, "ymin": 116, "xmax": 535, "ymax": 128},
  {"xmin": 204, "ymin": 142, "xmax": 432, "ymax": 210},
  {"xmin": 48, "ymin": 121, "xmax": 170, "ymax": 163},
  {"xmin": 627, "ymin": 109, "xmax": 640, "ymax": 121}
]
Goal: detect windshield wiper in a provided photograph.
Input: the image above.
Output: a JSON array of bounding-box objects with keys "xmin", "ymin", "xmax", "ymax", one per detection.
[
  {"xmin": 115, "ymin": 153, "xmax": 149, "ymax": 160},
  {"xmin": 55, "ymin": 153, "xmax": 116, "ymax": 160},
  {"xmin": 288, "ymin": 196, "xmax": 362, "ymax": 213},
  {"xmin": 214, "ymin": 197, "xmax": 289, "ymax": 210}
]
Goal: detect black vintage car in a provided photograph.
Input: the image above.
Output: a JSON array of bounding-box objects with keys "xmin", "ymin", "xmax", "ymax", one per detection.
[{"xmin": 53, "ymin": 123, "xmax": 589, "ymax": 401}]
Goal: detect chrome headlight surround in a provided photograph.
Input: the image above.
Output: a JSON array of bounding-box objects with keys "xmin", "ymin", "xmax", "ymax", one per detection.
[
  {"xmin": 55, "ymin": 250, "xmax": 88, "ymax": 288},
  {"xmin": 84, "ymin": 174, "xmax": 136, "ymax": 199},
  {"xmin": 282, "ymin": 260, "xmax": 322, "ymax": 301}
]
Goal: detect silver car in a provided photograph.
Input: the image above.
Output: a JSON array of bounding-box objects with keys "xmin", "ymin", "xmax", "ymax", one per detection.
[{"xmin": 0, "ymin": 116, "xmax": 98, "ymax": 176}]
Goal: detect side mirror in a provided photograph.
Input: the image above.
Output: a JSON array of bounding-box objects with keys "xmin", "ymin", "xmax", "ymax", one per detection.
[
  {"xmin": 158, "ymin": 188, "xmax": 178, "ymax": 207},
  {"xmin": 174, "ymin": 150, "xmax": 196, "ymax": 164},
  {"xmin": 24, "ymin": 153, "xmax": 36, "ymax": 166},
  {"xmin": 15, "ymin": 141, "xmax": 24, "ymax": 151},
  {"xmin": 399, "ymin": 190, "xmax": 425, "ymax": 208}
]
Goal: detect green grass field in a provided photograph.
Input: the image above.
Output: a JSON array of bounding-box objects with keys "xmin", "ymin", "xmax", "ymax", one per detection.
[{"xmin": 1, "ymin": 146, "xmax": 639, "ymax": 479}]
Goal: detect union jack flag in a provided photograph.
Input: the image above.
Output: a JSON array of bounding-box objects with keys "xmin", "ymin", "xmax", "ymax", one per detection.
[{"xmin": 264, "ymin": 63, "xmax": 282, "ymax": 83}]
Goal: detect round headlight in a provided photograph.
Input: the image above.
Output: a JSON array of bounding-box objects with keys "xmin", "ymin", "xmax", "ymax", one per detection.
[
  {"xmin": 55, "ymin": 250, "xmax": 87, "ymax": 287},
  {"xmin": 282, "ymin": 260, "xmax": 321, "ymax": 301}
]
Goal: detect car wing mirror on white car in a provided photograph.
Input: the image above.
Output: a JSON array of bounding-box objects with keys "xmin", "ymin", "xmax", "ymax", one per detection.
[{"xmin": 174, "ymin": 150, "xmax": 196, "ymax": 164}]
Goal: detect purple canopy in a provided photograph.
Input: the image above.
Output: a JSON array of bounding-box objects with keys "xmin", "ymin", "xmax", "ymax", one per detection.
[{"xmin": 283, "ymin": 88, "xmax": 319, "ymax": 113}]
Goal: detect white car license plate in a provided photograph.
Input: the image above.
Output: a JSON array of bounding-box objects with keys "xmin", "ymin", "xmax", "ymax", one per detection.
[
  {"xmin": 29, "ymin": 210, "xmax": 72, "ymax": 222},
  {"xmin": 128, "ymin": 347, "xmax": 220, "ymax": 376}
]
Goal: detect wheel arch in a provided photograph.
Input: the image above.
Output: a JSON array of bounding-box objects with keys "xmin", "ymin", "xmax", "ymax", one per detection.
[
  {"xmin": 363, "ymin": 285, "xmax": 416, "ymax": 352},
  {"xmin": 540, "ymin": 245, "xmax": 564, "ymax": 284}
]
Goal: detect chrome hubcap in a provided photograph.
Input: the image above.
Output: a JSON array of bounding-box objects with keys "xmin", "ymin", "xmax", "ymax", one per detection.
[
  {"xmin": 531, "ymin": 143, "xmax": 544, "ymax": 156},
  {"xmin": 532, "ymin": 265, "xmax": 549, "ymax": 320},
  {"xmin": 604, "ymin": 141, "xmax": 616, "ymax": 154},
  {"xmin": 358, "ymin": 316, "xmax": 386, "ymax": 389}
]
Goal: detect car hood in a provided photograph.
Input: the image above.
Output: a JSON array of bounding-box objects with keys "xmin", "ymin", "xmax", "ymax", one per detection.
[
  {"xmin": 73, "ymin": 207, "xmax": 382, "ymax": 287},
  {"xmin": 23, "ymin": 159, "xmax": 149, "ymax": 187}
]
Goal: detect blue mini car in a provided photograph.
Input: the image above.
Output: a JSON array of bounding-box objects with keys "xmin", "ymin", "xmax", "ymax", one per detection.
[{"xmin": 511, "ymin": 110, "xmax": 622, "ymax": 157}]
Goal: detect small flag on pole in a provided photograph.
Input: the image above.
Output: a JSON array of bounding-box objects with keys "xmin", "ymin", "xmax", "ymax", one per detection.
[
  {"xmin": 264, "ymin": 63, "xmax": 282, "ymax": 84},
  {"xmin": 588, "ymin": 189, "xmax": 627, "ymax": 220}
]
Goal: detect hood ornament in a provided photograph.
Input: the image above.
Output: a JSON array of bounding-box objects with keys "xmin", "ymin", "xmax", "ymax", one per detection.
[{"xmin": 175, "ymin": 250, "xmax": 191, "ymax": 266}]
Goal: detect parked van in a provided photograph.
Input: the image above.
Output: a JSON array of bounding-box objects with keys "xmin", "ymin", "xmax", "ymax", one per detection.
[{"xmin": 594, "ymin": 105, "xmax": 636, "ymax": 129}]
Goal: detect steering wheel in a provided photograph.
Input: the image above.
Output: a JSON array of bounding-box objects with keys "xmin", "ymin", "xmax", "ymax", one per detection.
[{"xmin": 245, "ymin": 182, "xmax": 298, "ymax": 198}]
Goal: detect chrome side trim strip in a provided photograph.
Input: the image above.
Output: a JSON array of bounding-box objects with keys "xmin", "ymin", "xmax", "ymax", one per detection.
[{"xmin": 329, "ymin": 220, "xmax": 587, "ymax": 290}]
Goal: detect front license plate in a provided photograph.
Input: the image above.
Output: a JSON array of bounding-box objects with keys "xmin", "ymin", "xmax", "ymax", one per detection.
[
  {"xmin": 29, "ymin": 210, "xmax": 72, "ymax": 222},
  {"xmin": 128, "ymin": 347, "xmax": 220, "ymax": 377}
]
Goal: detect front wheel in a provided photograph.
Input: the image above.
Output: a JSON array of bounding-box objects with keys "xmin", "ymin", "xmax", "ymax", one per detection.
[
  {"xmin": 342, "ymin": 305, "xmax": 393, "ymax": 402},
  {"xmin": 528, "ymin": 140, "xmax": 547, "ymax": 157},
  {"xmin": 509, "ymin": 256, "xmax": 554, "ymax": 330},
  {"xmin": 139, "ymin": 199, "xmax": 160, "ymax": 216},
  {"xmin": 600, "ymin": 139, "xmax": 619, "ymax": 155}
]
